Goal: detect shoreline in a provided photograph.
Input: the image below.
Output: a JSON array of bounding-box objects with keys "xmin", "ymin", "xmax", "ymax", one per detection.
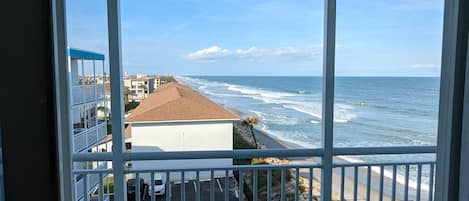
[
  {"xmin": 233, "ymin": 121, "xmax": 428, "ymax": 200},
  {"xmin": 177, "ymin": 79, "xmax": 429, "ymax": 200}
]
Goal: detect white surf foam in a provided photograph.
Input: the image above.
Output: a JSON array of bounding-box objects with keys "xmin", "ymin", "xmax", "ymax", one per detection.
[
  {"xmin": 338, "ymin": 155, "xmax": 430, "ymax": 192},
  {"xmin": 249, "ymin": 110, "xmax": 298, "ymax": 126},
  {"xmin": 310, "ymin": 120, "xmax": 320, "ymax": 124},
  {"xmin": 226, "ymin": 84, "xmax": 293, "ymax": 99},
  {"xmin": 178, "ymin": 75, "xmax": 357, "ymax": 124}
]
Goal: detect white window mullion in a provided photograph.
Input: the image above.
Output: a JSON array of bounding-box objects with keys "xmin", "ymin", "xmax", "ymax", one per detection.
[
  {"xmin": 321, "ymin": 0, "xmax": 336, "ymax": 200},
  {"xmin": 106, "ymin": 0, "xmax": 127, "ymax": 200},
  {"xmin": 51, "ymin": 0, "xmax": 75, "ymax": 200}
]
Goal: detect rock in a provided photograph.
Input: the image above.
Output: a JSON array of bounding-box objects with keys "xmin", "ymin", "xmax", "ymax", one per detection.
[{"xmin": 263, "ymin": 157, "xmax": 289, "ymax": 165}]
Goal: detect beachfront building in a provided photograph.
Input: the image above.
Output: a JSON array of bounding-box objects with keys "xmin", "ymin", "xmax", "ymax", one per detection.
[
  {"xmin": 68, "ymin": 48, "xmax": 109, "ymax": 201},
  {"xmin": 123, "ymin": 76, "xmax": 155, "ymax": 102},
  {"xmin": 125, "ymin": 83, "xmax": 239, "ymax": 181},
  {"xmin": 154, "ymin": 75, "xmax": 162, "ymax": 89}
]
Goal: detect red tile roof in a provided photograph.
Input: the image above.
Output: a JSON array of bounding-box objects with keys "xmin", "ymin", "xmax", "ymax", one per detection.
[{"xmin": 125, "ymin": 83, "xmax": 239, "ymax": 123}]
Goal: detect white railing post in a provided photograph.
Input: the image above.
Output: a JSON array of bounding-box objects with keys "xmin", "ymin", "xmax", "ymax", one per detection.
[
  {"xmin": 321, "ymin": 0, "xmax": 336, "ymax": 200},
  {"xmin": 107, "ymin": 0, "xmax": 127, "ymax": 200}
]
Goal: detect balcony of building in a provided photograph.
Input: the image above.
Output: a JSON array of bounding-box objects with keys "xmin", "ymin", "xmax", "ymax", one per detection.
[{"xmin": 68, "ymin": 48, "xmax": 109, "ymax": 152}]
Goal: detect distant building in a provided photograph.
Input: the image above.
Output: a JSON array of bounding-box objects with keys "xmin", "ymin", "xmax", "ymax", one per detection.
[
  {"xmin": 125, "ymin": 83, "xmax": 239, "ymax": 181},
  {"xmin": 154, "ymin": 76, "xmax": 161, "ymax": 89},
  {"xmin": 124, "ymin": 77, "xmax": 155, "ymax": 102},
  {"xmin": 68, "ymin": 48, "xmax": 109, "ymax": 201}
]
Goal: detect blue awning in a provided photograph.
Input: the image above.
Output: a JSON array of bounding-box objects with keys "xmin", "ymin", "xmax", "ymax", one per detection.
[{"xmin": 68, "ymin": 48, "xmax": 105, "ymax": 60}]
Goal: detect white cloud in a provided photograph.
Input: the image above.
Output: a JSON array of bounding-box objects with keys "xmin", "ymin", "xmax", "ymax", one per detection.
[
  {"xmin": 410, "ymin": 64, "xmax": 440, "ymax": 69},
  {"xmin": 186, "ymin": 45, "xmax": 321, "ymax": 62}
]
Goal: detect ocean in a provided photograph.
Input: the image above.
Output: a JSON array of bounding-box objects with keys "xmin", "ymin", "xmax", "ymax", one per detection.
[{"xmin": 176, "ymin": 76, "xmax": 439, "ymax": 187}]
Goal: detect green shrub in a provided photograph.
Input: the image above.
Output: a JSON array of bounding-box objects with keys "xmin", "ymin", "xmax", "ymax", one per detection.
[
  {"xmin": 125, "ymin": 102, "xmax": 140, "ymax": 112},
  {"xmin": 92, "ymin": 176, "xmax": 114, "ymax": 195}
]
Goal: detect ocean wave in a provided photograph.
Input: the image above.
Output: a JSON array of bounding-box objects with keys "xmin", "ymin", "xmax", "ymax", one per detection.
[
  {"xmin": 310, "ymin": 120, "xmax": 320, "ymax": 124},
  {"xmin": 288, "ymin": 90, "xmax": 314, "ymax": 95},
  {"xmin": 204, "ymin": 90, "xmax": 241, "ymax": 98},
  {"xmin": 258, "ymin": 126, "xmax": 317, "ymax": 148},
  {"xmin": 177, "ymin": 76, "xmax": 247, "ymax": 98},
  {"xmin": 226, "ymin": 84, "xmax": 294, "ymax": 99},
  {"xmin": 222, "ymin": 81, "xmax": 355, "ymax": 123},
  {"xmin": 282, "ymin": 102, "xmax": 356, "ymax": 124},
  {"xmin": 338, "ymin": 155, "xmax": 430, "ymax": 191},
  {"xmin": 177, "ymin": 75, "xmax": 356, "ymax": 124},
  {"xmin": 249, "ymin": 110, "xmax": 298, "ymax": 126}
]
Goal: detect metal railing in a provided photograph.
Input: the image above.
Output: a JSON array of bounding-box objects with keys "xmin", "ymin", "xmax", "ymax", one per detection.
[
  {"xmin": 72, "ymin": 84, "xmax": 106, "ymax": 105},
  {"xmin": 72, "ymin": 146, "xmax": 436, "ymax": 201},
  {"xmin": 73, "ymin": 122, "xmax": 108, "ymax": 152}
]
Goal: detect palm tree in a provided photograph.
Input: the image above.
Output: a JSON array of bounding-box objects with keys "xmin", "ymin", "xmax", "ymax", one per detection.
[{"xmin": 243, "ymin": 117, "xmax": 260, "ymax": 149}]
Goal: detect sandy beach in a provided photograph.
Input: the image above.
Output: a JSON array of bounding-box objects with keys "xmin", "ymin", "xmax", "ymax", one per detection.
[{"xmin": 233, "ymin": 120, "xmax": 427, "ymax": 201}]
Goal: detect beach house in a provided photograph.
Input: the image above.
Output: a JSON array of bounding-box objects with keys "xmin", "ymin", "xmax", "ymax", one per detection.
[
  {"xmin": 123, "ymin": 76, "xmax": 155, "ymax": 102},
  {"xmin": 125, "ymin": 83, "xmax": 239, "ymax": 181}
]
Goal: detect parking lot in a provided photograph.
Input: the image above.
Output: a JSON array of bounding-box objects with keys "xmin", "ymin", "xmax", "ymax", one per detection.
[{"xmin": 127, "ymin": 177, "xmax": 239, "ymax": 201}]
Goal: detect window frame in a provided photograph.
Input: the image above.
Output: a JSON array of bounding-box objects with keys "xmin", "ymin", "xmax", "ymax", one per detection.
[{"xmin": 51, "ymin": 0, "xmax": 461, "ymax": 200}]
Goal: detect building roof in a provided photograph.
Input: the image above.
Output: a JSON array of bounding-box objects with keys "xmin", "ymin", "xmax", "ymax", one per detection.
[
  {"xmin": 68, "ymin": 48, "xmax": 105, "ymax": 60},
  {"xmin": 125, "ymin": 83, "xmax": 239, "ymax": 123},
  {"xmin": 132, "ymin": 77, "xmax": 152, "ymax": 81}
]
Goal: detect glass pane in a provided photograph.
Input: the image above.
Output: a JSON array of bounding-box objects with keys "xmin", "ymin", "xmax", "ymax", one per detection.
[
  {"xmin": 66, "ymin": 2, "xmax": 112, "ymax": 199},
  {"xmin": 333, "ymin": 1, "xmax": 443, "ymax": 199},
  {"xmin": 120, "ymin": 0, "xmax": 324, "ymax": 153},
  {"xmin": 334, "ymin": 0, "xmax": 444, "ymax": 147}
]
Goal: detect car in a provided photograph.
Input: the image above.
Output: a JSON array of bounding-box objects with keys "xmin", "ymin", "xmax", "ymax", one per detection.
[{"xmin": 148, "ymin": 174, "xmax": 166, "ymax": 196}]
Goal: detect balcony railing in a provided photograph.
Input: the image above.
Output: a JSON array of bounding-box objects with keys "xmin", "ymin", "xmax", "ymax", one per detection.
[
  {"xmin": 75, "ymin": 162, "xmax": 110, "ymax": 201},
  {"xmin": 74, "ymin": 122, "xmax": 108, "ymax": 152},
  {"xmin": 72, "ymin": 146, "xmax": 436, "ymax": 201},
  {"xmin": 72, "ymin": 84, "xmax": 105, "ymax": 105}
]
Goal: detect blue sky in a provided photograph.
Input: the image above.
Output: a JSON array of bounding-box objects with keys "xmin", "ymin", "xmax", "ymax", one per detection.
[{"xmin": 66, "ymin": 0, "xmax": 444, "ymax": 76}]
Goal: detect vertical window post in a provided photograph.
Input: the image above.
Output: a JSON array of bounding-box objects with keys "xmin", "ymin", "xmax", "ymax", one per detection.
[
  {"xmin": 321, "ymin": 0, "xmax": 336, "ymax": 200},
  {"xmin": 436, "ymin": 0, "xmax": 469, "ymax": 200},
  {"xmin": 51, "ymin": 0, "xmax": 75, "ymax": 200},
  {"xmin": 107, "ymin": 0, "xmax": 127, "ymax": 200},
  {"xmin": 460, "ymin": 32, "xmax": 469, "ymax": 200}
]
